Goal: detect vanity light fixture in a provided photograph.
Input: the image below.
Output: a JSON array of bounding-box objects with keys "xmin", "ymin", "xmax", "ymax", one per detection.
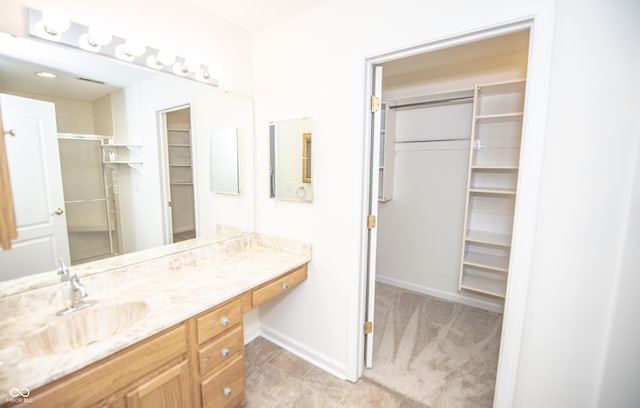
[
  {"xmin": 35, "ymin": 71, "xmax": 57, "ymax": 79},
  {"xmin": 196, "ymin": 63, "xmax": 223, "ymax": 82},
  {"xmin": 172, "ymin": 58, "xmax": 200, "ymax": 76},
  {"xmin": 27, "ymin": 8, "xmax": 222, "ymax": 86},
  {"xmin": 146, "ymin": 49, "xmax": 176, "ymax": 69},
  {"xmin": 34, "ymin": 8, "xmax": 70, "ymax": 41},
  {"xmin": 115, "ymin": 38, "xmax": 146, "ymax": 62},
  {"xmin": 78, "ymin": 25, "xmax": 112, "ymax": 52}
]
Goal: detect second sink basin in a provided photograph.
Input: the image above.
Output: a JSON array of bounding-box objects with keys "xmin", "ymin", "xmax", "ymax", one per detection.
[{"xmin": 23, "ymin": 301, "xmax": 149, "ymax": 357}]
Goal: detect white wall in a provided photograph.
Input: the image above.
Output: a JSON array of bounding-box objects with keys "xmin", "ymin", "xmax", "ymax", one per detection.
[
  {"xmin": 253, "ymin": 0, "xmax": 640, "ymax": 405},
  {"xmin": 252, "ymin": 0, "xmax": 556, "ymax": 383},
  {"xmin": 127, "ymin": 74, "xmax": 255, "ymax": 249},
  {"xmin": 513, "ymin": 0, "xmax": 640, "ymax": 405},
  {"xmin": 3, "ymin": 90, "xmax": 95, "ymax": 133},
  {"xmin": 597, "ymin": 139, "xmax": 640, "ymax": 407},
  {"xmin": 0, "ymin": 0, "xmax": 253, "ymax": 95}
]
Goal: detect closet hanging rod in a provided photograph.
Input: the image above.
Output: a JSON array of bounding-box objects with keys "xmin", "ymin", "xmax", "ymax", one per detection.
[
  {"xmin": 395, "ymin": 138, "xmax": 468, "ymax": 143},
  {"xmin": 389, "ymin": 96, "xmax": 473, "ymax": 110}
]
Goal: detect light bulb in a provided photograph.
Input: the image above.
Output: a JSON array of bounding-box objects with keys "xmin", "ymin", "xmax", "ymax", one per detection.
[
  {"xmin": 156, "ymin": 49, "xmax": 176, "ymax": 66},
  {"xmin": 35, "ymin": 8, "xmax": 70, "ymax": 41},
  {"xmin": 146, "ymin": 55, "xmax": 163, "ymax": 70},
  {"xmin": 42, "ymin": 8, "xmax": 70, "ymax": 34},
  {"xmin": 88, "ymin": 25, "xmax": 112, "ymax": 45},
  {"xmin": 115, "ymin": 39, "xmax": 146, "ymax": 62},
  {"xmin": 125, "ymin": 39, "xmax": 146, "ymax": 56},
  {"xmin": 195, "ymin": 69, "xmax": 211, "ymax": 82},
  {"xmin": 172, "ymin": 58, "xmax": 200, "ymax": 76}
]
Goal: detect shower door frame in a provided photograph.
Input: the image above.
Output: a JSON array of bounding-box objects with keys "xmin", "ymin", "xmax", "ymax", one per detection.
[{"xmin": 57, "ymin": 133, "xmax": 118, "ymax": 263}]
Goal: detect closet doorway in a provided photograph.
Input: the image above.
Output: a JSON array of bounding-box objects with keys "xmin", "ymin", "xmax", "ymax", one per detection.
[
  {"xmin": 361, "ymin": 25, "xmax": 537, "ymax": 407},
  {"xmin": 160, "ymin": 106, "xmax": 197, "ymax": 243}
]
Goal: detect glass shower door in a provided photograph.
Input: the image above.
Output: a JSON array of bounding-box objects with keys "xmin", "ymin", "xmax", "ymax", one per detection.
[{"xmin": 58, "ymin": 137, "xmax": 117, "ymax": 264}]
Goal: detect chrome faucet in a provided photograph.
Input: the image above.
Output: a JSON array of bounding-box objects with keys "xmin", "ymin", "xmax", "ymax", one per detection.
[{"xmin": 56, "ymin": 258, "xmax": 97, "ymax": 316}]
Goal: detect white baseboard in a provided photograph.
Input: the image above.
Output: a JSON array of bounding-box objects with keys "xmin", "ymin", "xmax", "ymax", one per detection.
[
  {"xmin": 376, "ymin": 275, "xmax": 504, "ymax": 313},
  {"xmin": 259, "ymin": 325, "xmax": 349, "ymax": 381}
]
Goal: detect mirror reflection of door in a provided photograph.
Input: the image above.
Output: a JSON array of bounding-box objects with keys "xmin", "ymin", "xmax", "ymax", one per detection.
[{"xmin": 164, "ymin": 107, "xmax": 196, "ymax": 243}]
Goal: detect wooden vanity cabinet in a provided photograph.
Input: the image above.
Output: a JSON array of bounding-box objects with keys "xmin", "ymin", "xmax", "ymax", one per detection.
[
  {"xmin": 253, "ymin": 265, "xmax": 307, "ymax": 308},
  {"xmin": 4, "ymin": 264, "xmax": 308, "ymax": 408},
  {"xmin": 195, "ymin": 294, "xmax": 250, "ymax": 408},
  {"xmin": 125, "ymin": 360, "xmax": 192, "ymax": 408},
  {"xmin": 7, "ymin": 324, "xmax": 189, "ymax": 408}
]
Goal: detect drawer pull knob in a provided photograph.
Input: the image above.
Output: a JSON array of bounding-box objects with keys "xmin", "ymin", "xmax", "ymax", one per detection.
[
  {"xmin": 221, "ymin": 347, "xmax": 230, "ymax": 357},
  {"xmin": 223, "ymin": 387, "xmax": 232, "ymax": 397},
  {"xmin": 220, "ymin": 316, "xmax": 229, "ymax": 326},
  {"xmin": 282, "ymin": 282, "xmax": 289, "ymax": 290}
]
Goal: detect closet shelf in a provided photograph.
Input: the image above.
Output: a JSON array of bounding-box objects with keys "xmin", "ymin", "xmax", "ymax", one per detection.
[
  {"xmin": 471, "ymin": 165, "xmax": 518, "ymax": 171},
  {"xmin": 170, "ymin": 182, "xmax": 193, "ymax": 186},
  {"xmin": 476, "ymin": 112, "xmax": 524, "ymax": 122},
  {"xmin": 465, "ymin": 230, "xmax": 512, "ymax": 247},
  {"xmin": 469, "ymin": 187, "xmax": 516, "ymax": 195},
  {"xmin": 102, "ymin": 143, "xmax": 142, "ymax": 148},
  {"xmin": 460, "ymin": 271, "xmax": 507, "ymax": 299},
  {"xmin": 463, "ymin": 251, "xmax": 509, "ymax": 272}
]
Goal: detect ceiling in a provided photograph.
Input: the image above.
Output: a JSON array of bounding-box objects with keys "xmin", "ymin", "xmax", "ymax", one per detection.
[
  {"xmin": 383, "ymin": 30, "xmax": 530, "ymax": 79},
  {"xmin": 185, "ymin": 0, "xmax": 333, "ymax": 32},
  {"xmin": 0, "ymin": 33, "xmax": 156, "ymax": 101}
]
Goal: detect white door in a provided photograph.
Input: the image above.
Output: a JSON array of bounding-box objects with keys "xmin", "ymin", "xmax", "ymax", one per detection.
[
  {"xmin": 365, "ymin": 66, "xmax": 384, "ymax": 368},
  {"xmin": 0, "ymin": 94, "xmax": 70, "ymax": 280}
]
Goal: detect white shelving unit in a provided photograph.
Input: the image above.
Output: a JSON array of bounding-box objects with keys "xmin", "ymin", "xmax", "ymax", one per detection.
[
  {"xmin": 101, "ymin": 143, "xmax": 143, "ymax": 170},
  {"xmin": 167, "ymin": 129, "xmax": 193, "ymax": 186},
  {"xmin": 459, "ymin": 79, "xmax": 526, "ymax": 298},
  {"xmin": 378, "ymin": 103, "xmax": 395, "ymax": 202}
]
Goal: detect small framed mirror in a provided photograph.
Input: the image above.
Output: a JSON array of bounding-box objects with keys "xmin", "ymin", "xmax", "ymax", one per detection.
[
  {"xmin": 302, "ymin": 133, "xmax": 311, "ymax": 183},
  {"xmin": 269, "ymin": 117, "xmax": 312, "ymax": 202},
  {"xmin": 209, "ymin": 128, "xmax": 239, "ymax": 195}
]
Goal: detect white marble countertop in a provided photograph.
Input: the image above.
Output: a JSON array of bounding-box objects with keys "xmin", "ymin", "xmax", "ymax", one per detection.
[{"xmin": 0, "ymin": 233, "xmax": 311, "ymax": 400}]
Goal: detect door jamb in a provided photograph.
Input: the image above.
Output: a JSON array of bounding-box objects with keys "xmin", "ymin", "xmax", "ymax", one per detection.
[
  {"xmin": 158, "ymin": 104, "xmax": 196, "ymax": 244},
  {"xmin": 355, "ymin": 7, "xmax": 555, "ymax": 407}
]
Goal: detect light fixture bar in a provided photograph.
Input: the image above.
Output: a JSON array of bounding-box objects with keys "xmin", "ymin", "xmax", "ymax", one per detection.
[{"xmin": 26, "ymin": 8, "xmax": 220, "ymax": 86}]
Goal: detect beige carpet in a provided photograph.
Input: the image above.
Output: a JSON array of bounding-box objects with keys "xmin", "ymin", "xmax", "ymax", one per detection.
[{"xmin": 364, "ymin": 282, "xmax": 503, "ymax": 408}]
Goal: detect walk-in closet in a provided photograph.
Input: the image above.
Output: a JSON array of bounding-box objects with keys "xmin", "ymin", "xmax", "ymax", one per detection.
[
  {"xmin": 367, "ymin": 30, "xmax": 530, "ymax": 407},
  {"xmin": 165, "ymin": 107, "xmax": 196, "ymax": 242}
]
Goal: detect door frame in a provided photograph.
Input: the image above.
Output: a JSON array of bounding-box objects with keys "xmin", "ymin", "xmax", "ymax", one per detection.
[
  {"xmin": 158, "ymin": 104, "xmax": 198, "ymax": 244},
  {"xmin": 355, "ymin": 6, "xmax": 555, "ymax": 407}
]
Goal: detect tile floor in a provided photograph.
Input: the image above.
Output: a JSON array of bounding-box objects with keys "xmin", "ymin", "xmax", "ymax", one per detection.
[{"xmin": 243, "ymin": 337, "xmax": 429, "ymax": 408}]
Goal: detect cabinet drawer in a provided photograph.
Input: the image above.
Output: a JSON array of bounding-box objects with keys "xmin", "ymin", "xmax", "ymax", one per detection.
[
  {"xmin": 252, "ymin": 265, "xmax": 308, "ymax": 308},
  {"xmin": 196, "ymin": 298, "xmax": 242, "ymax": 345},
  {"xmin": 199, "ymin": 325, "xmax": 244, "ymax": 377},
  {"xmin": 201, "ymin": 356, "xmax": 245, "ymax": 408}
]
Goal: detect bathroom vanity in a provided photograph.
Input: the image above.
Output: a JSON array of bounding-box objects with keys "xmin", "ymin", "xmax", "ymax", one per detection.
[{"xmin": 0, "ymin": 232, "xmax": 310, "ymax": 407}]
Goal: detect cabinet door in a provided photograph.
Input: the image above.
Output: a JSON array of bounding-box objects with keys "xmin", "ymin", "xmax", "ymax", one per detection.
[{"xmin": 126, "ymin": 361, "xmax": 191, "ymax": 408}]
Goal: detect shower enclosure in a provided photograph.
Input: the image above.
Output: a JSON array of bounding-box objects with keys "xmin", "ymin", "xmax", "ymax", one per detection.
[{"xmin": 58, "ymin": 135, "xmax": 120, "ymax": 264}]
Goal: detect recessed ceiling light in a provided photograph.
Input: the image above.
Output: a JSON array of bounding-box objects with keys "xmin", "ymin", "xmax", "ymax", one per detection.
[{"xmin": 35, "ymin": 71, "xmax": 57, "ymax": 79}]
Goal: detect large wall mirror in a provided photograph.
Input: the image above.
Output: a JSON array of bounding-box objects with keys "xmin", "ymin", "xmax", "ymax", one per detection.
[
  {"xmin": 0, "ymin": 33, "xmax": 255, "ymax": 287},
  {"xmin": 269, "ymin": 117, "xmax": 313, "ymax": 202}
]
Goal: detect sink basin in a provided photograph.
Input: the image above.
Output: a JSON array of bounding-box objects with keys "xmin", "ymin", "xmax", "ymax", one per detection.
[{"xmin": 23, "ymin": 301, "xmax": 149, "ymax": 357}]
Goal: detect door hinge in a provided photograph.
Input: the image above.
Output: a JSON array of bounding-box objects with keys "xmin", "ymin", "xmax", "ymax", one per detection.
[
  {"xmin": 367, "ymin": 214, "xmax": 376, "ymax": 229},
  {"xmin": 371, "ymin": 95, "xmax": 381, "ymax": 113},
  {"xmin": 364, "ymin": 321, "xmax": 373, "ymax": 335}
]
